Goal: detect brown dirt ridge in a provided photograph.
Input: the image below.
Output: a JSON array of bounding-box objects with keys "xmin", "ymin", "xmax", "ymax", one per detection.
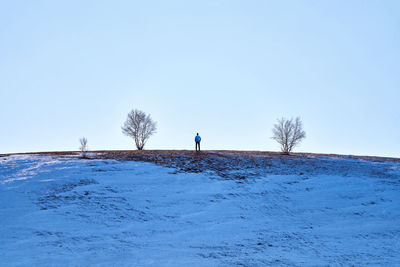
[
  {"xmin": 1, "ymin": 149, "xmax": 398, "ymax": 162},
  {"xmin": 2, "ymin": 150, "xmax": 398, "ymax": 181}
]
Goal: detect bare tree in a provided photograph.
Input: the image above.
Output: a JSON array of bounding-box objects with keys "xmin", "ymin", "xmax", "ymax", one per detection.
[
  {"xmin": 79, "ymin": 137, "xmax": 88, "ymax": 158},
  {"xmin": 272, "ymin": 117, "xmax": 306, "ymax": 154},
  {"xmin": 122, "ymin": 109, "xmax": 157, "ymax": 150}
]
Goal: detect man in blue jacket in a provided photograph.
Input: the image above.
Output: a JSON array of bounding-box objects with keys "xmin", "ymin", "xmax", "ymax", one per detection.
[{"xmin": 195, "ymin": 133, "xmax": 201, "ymax": 152}]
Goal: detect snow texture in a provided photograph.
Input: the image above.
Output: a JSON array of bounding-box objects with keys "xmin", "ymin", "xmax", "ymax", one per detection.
[{"xmin": 0, "ymin": 153, "xmax": 399, "ymax": 266}]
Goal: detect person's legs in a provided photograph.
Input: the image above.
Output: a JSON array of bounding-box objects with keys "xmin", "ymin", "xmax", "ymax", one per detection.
[{"xmin": 195, "ymin": 142, "xmax": 200, "ymax": 152}]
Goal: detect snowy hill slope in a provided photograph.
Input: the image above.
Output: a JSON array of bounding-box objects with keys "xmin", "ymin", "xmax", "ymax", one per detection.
[{"xmin": 1, "ymin": 151, "xmax": 399, "ymax": 266}]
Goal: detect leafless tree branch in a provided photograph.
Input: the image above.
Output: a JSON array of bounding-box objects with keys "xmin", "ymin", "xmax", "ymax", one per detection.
[
  {"xmin": 121, "ymin": 109, "xmax": 157, "ymax": 150},
  {"xmin": 272, "ymin": 117, "xmax": 306, "ymax": 154},
  {"xmin": 79, "ymin": 137, "xmax": 88, "ymax": 158}
]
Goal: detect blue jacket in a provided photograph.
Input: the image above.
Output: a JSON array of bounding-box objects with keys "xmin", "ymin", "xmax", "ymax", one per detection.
[{"xmin": 195, "ymin": 135, "xmax": 201, "ymax": 142}]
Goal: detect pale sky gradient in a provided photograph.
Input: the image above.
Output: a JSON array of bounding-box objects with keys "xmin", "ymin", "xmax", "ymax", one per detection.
[{"xmin": 1, "ymin": 0, "xmax": 399, "ymax": 157}]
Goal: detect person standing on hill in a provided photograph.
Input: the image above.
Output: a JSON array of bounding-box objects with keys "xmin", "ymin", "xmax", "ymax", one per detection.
[{"xmin": 195, "ymin": 133, "xmax": 201, "ymax": 152}]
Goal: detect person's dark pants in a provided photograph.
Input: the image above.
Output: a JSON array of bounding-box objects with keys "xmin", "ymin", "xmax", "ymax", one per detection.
[{"xmin": 195, "ymin": 142, "xmax": 200, "ymax": 152}]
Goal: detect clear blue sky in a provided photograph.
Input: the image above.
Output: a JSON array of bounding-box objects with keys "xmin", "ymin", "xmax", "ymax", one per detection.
[{"xmin": 1, "ymin": 0, "xmax": 399, "ymax": 157}]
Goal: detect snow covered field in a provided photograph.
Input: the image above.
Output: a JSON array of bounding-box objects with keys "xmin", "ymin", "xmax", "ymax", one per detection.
[{"xmin": 1, "ymin": 152, "xmax": 399, "ymax": 266}]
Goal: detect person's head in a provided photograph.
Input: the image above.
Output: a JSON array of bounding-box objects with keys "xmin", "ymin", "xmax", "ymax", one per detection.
[{"xmin": 196, "ymin": 133, "xmax": 199, "ymax": 135}]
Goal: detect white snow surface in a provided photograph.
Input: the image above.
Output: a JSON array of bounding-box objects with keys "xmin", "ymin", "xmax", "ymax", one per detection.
[{"xmin": 0, "ymin": 154, "xmax": 399, "ymax": 266}]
